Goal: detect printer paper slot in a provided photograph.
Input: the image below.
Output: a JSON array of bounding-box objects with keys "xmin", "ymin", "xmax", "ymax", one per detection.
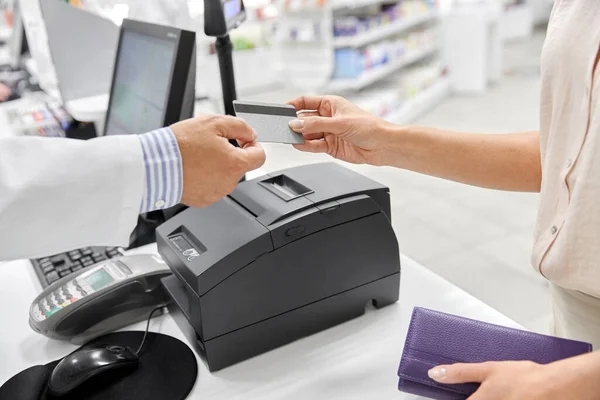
[{"xmin": 259, "ymin": 175, "xmax": 314, "ymax": 201}]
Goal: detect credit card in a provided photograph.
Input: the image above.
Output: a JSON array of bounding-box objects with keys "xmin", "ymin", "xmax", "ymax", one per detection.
[{"xmin": 233, "ymin": 100, "xmax": 305, "ymax": 144}]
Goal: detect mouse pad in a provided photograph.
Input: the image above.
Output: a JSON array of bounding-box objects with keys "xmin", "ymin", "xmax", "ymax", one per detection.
[
  {"xmin": 233, "ymin": 100, "xmax": 305, "ymax": 144},
  {"xmin": 0, "ymin": 365, "xmax": 50, "ymax": 400},
  {"xmin": 0, "ymin": 332, "xmax": 197, "ymax": 400}
]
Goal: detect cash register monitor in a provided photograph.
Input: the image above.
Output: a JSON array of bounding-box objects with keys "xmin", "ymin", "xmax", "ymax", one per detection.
[
  {"xmin": 39, "ymin": 0, "xmax": 119, "ymax": 103},
  {"xmin": 103, "ymin": 19, "xmax": 196, "ymax": 137},
  {"xmin": 205, "ymin": 0, "xmax": 246, "ymax": 37}
]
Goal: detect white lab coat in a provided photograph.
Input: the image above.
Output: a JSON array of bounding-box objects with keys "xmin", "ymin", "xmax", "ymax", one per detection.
[{"xmin": 0, "ymin": 135, "xmax": 145, "ymax": 261}]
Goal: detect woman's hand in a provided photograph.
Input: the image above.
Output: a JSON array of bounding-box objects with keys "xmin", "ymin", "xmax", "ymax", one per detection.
[
  {"xmin": 287, "ymin": 95, "xmax": 394, "ymax": 165},
  {"xmin": 428, "ymin": 359, "xmax": 593, "ymax": 400}
]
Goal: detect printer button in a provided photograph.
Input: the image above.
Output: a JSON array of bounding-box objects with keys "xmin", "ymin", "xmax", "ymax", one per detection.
[
  {"xmin": 285, "ymin": 225, "xmax": 306, "ymax": 237},
  {"xmin": 317, "ymin": 200, "xmax": 340, "ymax": 214},
  {"xmin": 320, "ymin": 206, "xmax": 339, "ymax": 213}
]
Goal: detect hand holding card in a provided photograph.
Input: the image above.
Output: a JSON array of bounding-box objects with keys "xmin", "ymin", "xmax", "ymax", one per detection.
[{"xmin": 233, "ymin": 100, "xmax": 305, "ymax": 144}]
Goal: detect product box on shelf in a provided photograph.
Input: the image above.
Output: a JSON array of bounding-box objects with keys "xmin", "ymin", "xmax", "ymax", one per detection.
[
  {"xmin": 349, "ymin": 61, "xmax": 445, "ymax": 120},
  {"xmin": 333, "ymin": 0, "xmax": 435, "ymax": 39},
  {"xmin": 332, "ymin": 27, "xmax": 436, "ymax": 79}
]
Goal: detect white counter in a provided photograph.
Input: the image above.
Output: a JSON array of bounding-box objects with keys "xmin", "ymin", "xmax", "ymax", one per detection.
[{"xmin": 0, "ymin": 244, "xmax": 521, "ymax": 399}]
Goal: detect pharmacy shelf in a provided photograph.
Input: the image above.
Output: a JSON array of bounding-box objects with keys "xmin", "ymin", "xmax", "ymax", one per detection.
[
  {"xmin": 282, "ymin": 0, "xmax": 388, "ymax": 13},
  {"xmin": 327, "ymin": 46, "xmax": 437, "ymax": 92},
  {"xmin": 386, "ymin": 77, "xmax": 450, "ymax": 124},
  {"xmin": 332, "ymin": 0, "xmax": 390, "ymax": 10},
  {"xmin": 334, "ymin": 11, "xmax": 438, "ymax": 48}
]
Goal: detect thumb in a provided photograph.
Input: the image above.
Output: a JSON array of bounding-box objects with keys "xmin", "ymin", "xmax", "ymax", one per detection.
[
  {"xmin": 428, "ymin": 363, "xmax": 495, "ymax": 384},
  {"xmin": 289, "ymin": 116, "xmax": 348, "ymax": 135},
  {"xmin": 218, "ymin": 116, "xmax": 258, "ymax": 142}
]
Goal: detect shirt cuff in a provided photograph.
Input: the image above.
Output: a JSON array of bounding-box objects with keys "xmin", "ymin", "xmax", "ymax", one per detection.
[{"xmin": 138, "ymin": 127, "xmax": 183, "ymax": 213}]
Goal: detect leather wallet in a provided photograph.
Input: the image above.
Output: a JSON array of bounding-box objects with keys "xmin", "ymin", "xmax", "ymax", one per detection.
[{"xmin": 397, "ymin": 307, "xmax": 593, "ymax": 399}]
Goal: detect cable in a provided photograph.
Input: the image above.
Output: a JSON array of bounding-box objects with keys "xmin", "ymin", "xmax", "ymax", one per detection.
[{"xmin": 134, "ymin": 305, "xmax": 167, "ymax": 356}]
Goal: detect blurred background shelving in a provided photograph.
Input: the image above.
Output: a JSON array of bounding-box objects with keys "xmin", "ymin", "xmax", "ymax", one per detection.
[
  {"xmin": 272, "ymin": 0, "xmax": 447, "ymax": 123},
  {"xmin": 5, "ymin": 0, "xmax": 551, "ymax": 124}
]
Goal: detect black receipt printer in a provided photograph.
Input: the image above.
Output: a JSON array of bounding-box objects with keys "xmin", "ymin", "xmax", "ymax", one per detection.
[{"xmin": 157, "ymin": 162, "xmax": 401, "ymax": 371}]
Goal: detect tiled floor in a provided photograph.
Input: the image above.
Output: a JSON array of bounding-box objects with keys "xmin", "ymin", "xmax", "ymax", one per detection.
[{"xmin": 259, "ymin": 30, "xmax": 551, "ymax": 332}]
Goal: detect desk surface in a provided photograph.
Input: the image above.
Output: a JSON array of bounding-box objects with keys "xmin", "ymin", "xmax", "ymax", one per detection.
[{"xmin": 0, "ymin": 244, "xmax": 521, "ymax": 399}]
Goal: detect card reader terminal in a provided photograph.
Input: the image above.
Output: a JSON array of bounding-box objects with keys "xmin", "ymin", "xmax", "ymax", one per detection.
[{"xmin": 29, "ymin": 255, "xmax": 171, "ymax": 344}]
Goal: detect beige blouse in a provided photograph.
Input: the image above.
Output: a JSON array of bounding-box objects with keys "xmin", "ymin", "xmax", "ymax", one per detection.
[{"xmin": 533, "ymin": 0, "xmax": 600, "ymax": 298}]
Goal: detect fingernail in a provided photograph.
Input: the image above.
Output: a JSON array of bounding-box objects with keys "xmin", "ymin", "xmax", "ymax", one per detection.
[
  {"xmin": 428, "ymin": 367, "xmax": 447, "ymax": 380},
  {"xmin": 289, "ymin": 119, "xmax": 304, "ymax": 130}
]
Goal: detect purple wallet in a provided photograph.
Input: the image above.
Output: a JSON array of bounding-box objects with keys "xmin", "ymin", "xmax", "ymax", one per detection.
[{"xmin": 397, "ymin": 307, "xmax": 593, "ymax": 399}]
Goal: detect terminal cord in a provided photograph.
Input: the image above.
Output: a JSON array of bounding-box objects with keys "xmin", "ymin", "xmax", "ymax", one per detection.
[{"xmin": 134, "ymin": 305, "xmax": 167, "ymax": 356}]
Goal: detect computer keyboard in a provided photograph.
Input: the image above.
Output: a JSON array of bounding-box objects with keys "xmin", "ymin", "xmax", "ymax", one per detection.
[{"xmin": 32, "ymin": 246, "xmax": 125, "ymax": 288}]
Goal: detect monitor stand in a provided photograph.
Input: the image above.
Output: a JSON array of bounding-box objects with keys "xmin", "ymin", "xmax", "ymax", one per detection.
[
  {"xmin": 215, "ymin": 35, "xmax": 237, "ymax": 118},
  {"xmin": 215, "ymin": 34, "xmax": 245, "ymax": 182}
]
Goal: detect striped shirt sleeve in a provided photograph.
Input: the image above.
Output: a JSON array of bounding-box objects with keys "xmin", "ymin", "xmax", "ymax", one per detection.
[{"xmin": 137, "ymin": 127, "xmax": 183, "ymax": 213}]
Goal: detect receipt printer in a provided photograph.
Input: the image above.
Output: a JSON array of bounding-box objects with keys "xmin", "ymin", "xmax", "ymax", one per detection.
[{"xmin": 157, "ymin": 163, "xmax": 401, "ymax": 371}]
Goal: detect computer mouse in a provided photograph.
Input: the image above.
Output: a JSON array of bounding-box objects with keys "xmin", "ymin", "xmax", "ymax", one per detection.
[{"xmin": 47, "ymin": 344, "xmax": 139, "ymax": 397}]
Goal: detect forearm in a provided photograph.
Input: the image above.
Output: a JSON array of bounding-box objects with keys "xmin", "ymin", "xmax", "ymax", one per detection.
[
  {"xmin": 0, "ymin": 129, "xmax": 183, "ymax": 261},
  {"xmin": 378, "ymin": 125, "xmax": 542, "ymax": 192},
  {"xmin": 0, "ymin": 135, "xmax": 144, "ymax": 261}
]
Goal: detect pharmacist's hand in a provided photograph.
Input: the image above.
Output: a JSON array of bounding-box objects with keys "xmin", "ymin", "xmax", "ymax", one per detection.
[
  {"xmin": 288, "ymin": 95, "xmax": 392, "ymax": 165},
  {"xmin": 170, "ymin": 115, "xmax": 266, "ymax": 208}
]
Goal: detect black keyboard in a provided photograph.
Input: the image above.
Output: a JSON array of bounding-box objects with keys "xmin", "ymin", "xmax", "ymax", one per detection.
[{"xmin": 32, "ymin": 246, "xmax": 125, "ymax": 288}]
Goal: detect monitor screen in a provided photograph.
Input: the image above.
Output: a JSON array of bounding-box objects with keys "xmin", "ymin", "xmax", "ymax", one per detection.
[
  {"xmin": 223, "ymin": 0, "xmax": 243, "ymax": 20},
  {"xmin": 104, "ymin": 29, "xmax": 177, "ymax": 136}
]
